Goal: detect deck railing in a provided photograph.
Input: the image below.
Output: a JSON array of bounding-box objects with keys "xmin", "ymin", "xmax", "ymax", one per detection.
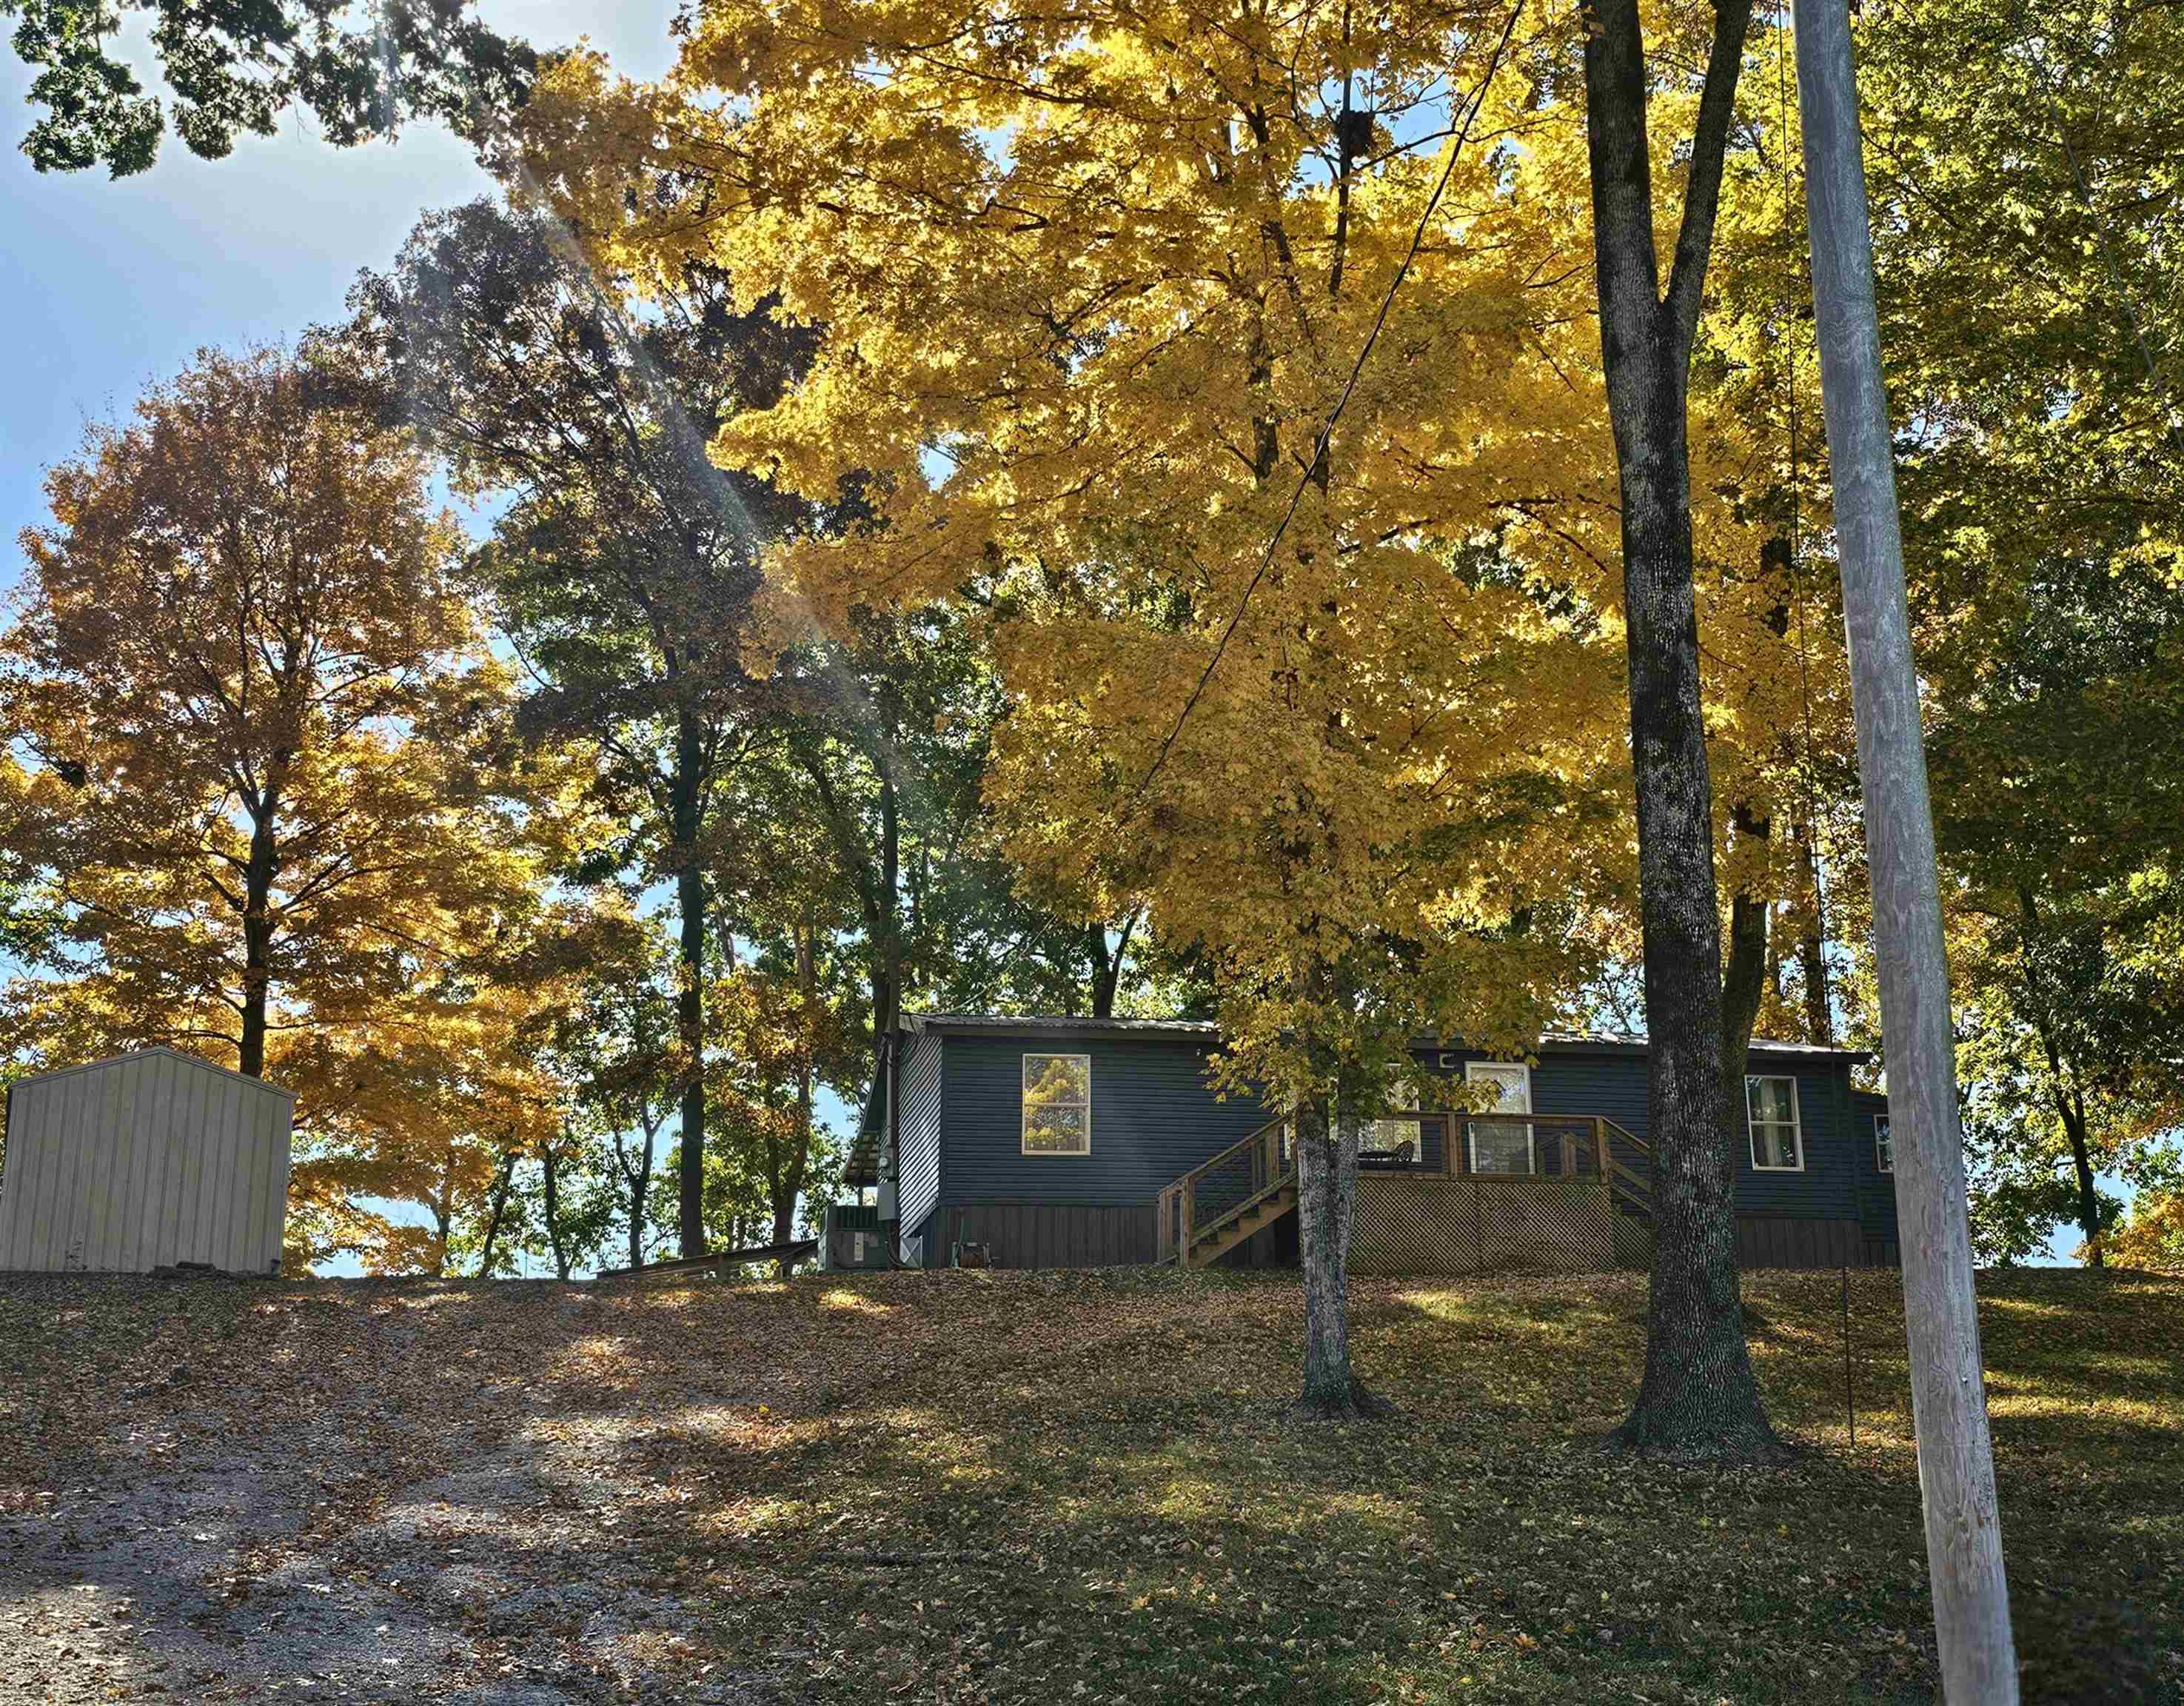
[
  {"xmin": 1156, "ymin": 1111, "xmax": 1656, "ymax": 1267},
  {"xmin": 1157, "ymin": 1115, "xmax": 1291, "ymax": 1264}
]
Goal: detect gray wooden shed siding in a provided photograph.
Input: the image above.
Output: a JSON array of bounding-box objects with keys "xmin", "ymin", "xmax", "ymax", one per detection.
[
  {"xmin": 0, "ymin": 1049, "xmax": 292, "ymax": 1274},
  {"xmin": 934, "ymin": 1030, "xmax": 1270, "ymax": 1217}
]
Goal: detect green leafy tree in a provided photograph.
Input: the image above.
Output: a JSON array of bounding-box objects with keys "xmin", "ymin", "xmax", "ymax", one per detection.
[
  {"xmin": 346, "ymin": 194, "xmax": 820, "ymax": 1258},
  {"xmin": 3, "ymin": 0, "xmax": 537, "ymax": 175},
  {"xmin": 1851, "ymin": 0, "xmax": 2184, "ymax": 1265}
]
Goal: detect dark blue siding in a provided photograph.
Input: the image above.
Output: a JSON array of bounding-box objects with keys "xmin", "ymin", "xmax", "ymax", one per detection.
[
  {"xmin": 1850, "ymin": 1090, "xmax": 1900, "ymax": 1257},
  {"xmin": 897, "ymin": 1033, "xmax": 943, "ymax": 1262},
  {"xmin": 1411, "ymin": 1044, "xmax": 1865, "ymax": 1224},
  {"xmin": 935, "ymin": 1031, "xmax": 1271, "ymax": 1208}
]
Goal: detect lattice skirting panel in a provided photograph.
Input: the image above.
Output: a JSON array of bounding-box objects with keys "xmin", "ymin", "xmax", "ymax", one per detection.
[{"xmin": 1350, "ymin": 1177, "xmax": 1616, "ymax": 1275}]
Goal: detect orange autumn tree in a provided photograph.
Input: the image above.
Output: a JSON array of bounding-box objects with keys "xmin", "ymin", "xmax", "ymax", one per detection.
[
  {"xmin": 0, "ymin": 344, "xmax": 557, "ymax": 1268},
  {"xmin": 518, "ymin": 0, "xmax": 1829, "ymax": 1405}
]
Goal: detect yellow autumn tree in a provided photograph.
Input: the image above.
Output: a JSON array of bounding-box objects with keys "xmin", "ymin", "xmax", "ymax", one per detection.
[{"xmin": 516, "ymin": 0, "xmax": 1834, "ymax": 1405}]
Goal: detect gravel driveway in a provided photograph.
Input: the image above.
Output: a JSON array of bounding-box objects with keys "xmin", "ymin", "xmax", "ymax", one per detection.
[{"xmin": 0, "ymin": 1275, "xmax": 810, "ymax": 1705}]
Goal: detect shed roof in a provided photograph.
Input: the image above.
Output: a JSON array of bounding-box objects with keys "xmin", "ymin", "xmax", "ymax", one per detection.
[{"xmin": 5, "ymin": 1046, "xmax": 298, "ymax": 1100}]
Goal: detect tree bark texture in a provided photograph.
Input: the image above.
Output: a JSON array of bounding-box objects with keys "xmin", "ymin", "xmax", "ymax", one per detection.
[
  {"xmin": 2062, "ymin": 1101, "xmax": 2102, "ymax": 1266},
  {"xmin": 1292, "ymin": 1090, "xmax": 1385, "ymax": 1419},
  {"xmin": 774, "ymin": 916, "xmax": 818, "ymax": 1279},
  {"xmin": 1795, "ymin": 1, "xmax": 2019, "ymax": 1694},
  {"xmin": 238, "ymin": 802, "xmax": 280, "ymax": 1079},
  {"xmin": 1581, "ymin": 0, "xmax": 1774, "ymax": 1456},
  {"xmin": 1795, "ymin": 823, "xmax": 1835, "ymax": 1043},
  {"xmin": 542, "ymin": 1140, "xmax": 571, "ymax": 1280},
  {"xmin": 478, "ymin": 1146, "xmax": 517, "ymax": 1276}
]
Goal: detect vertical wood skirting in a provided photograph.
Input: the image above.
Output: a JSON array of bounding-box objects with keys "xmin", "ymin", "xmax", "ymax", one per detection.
[{"xmin": 937, "ymin": 1201, "xmax": 1158, "ymax": 1268}]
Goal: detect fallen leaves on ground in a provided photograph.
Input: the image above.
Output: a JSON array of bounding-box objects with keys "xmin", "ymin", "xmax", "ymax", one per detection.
[{"xmin": 0, "ymin": 1267, "xmax": 2177, "ymax": 1705}]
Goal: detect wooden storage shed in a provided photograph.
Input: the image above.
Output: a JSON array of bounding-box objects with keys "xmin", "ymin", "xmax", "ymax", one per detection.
[{"xmin": 0, "ymin": 1048, "xmax": 294, "ymax": 1275}]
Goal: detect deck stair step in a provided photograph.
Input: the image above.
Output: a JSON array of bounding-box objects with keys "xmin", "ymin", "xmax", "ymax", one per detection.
[
  {"xmin": 1185, "ymin": 1180, "xmax": 1297, "ymax": 1266},
  {"xmin": 1156, "ymin": 1115, "xmax": 1296, "ymax": 1268}
]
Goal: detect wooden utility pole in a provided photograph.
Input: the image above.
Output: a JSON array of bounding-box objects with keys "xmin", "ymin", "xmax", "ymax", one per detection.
[{"xmin": 1790, "ymin": 3, "xmax": 2019, "ymax": 1700}]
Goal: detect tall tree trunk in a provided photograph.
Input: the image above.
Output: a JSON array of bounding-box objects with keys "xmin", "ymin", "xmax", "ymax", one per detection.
[
  {"xmin": 1722, "ymin": 809, "xmax": 1773, "ymax": 1136},
  {"xmin": 1582, "ymin": 0, "xmax": 1774, "ymax": 1456},
  {"xmin": 672, "ymin": 709, "xmax": 709, "ymax": 1258},
  {"xmin": 2059, "ymin": 1093, "xmax": 2103, "ymax": 1266},
  {"xmin": 1795, "ymin": 823, "xmax": 1835, "ymax": 1043},
  {"xmin": 2017, "ymin": 883, "xmax": 2102, "ymax": 1265},
  {"xmin": 1292, "ymin": 1080, "xmax": 1384, "ymax": 1419},
  {"xmin": 238, "ymin": 806, "xmax": 279, "ymax": 1078},
  {"xmin": 1723, "ymin": 894, "xmax": 1770, "ymax": 1083},
  {"xmin": 431, "ymin": 1153, "xmax": 455, "ymax": 1279},
  {"xmin": 542, "ymin": 1137, "xmax": 571, "ymax": 1281},
  {"xmin": 1088, "ymin": 912, "xmax": 1137, "ymax": 1019},
  {"xmin": 774, "ymin": 915, "xmax": 819, "ymax": 1280},
  {"xmin": 478, "ymin": 1145, "xmax": 518, "ymax": 1276},
  {"xmin": 626, "ymin": 1132, "xmax": 652, "ymax": 1274},
  {"xmin": 860, "ymin": 758, "xmax": 904, "ymax": 1137}
]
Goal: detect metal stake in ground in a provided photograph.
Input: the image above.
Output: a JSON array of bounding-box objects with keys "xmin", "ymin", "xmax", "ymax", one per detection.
[
  {"xmin": 1791, "ymin": 3, "xmax": 2018, "ymax": 1699},
  {"xmin": 1840, "ymin": 1262, "xmax": 1855, "ymax": 1450}
]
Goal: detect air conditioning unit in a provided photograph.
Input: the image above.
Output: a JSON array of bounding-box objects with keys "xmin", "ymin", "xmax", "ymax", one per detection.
[{"xmin": 823, "ymin": 1202, "xmax": 891, "ymax": 1270}]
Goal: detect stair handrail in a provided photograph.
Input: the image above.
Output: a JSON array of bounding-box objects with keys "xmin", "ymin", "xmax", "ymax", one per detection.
[
  {"xmin": 1598, "ymin": 1114, "xmax": 1648, "ymax": 1154},
  {"xmin": 1176, "ymin": 1114, "xmax": 1293, "ymax": 1196},
  {"xmin": 1157, "ymin": 1114, "xmax": 1293, "ymax": 1264},
  {"xmin": 1593, "ymin": 1115, "xmax": 1653, "ymax": 1216}
]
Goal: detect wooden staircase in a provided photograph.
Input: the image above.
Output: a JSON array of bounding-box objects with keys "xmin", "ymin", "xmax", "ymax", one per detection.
[{"xmin": 1157, "ymin": 1117, "xmax": 1295, "ymax": 1268}]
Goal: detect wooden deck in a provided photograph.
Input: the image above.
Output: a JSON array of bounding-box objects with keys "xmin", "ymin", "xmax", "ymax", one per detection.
[{"xmin": 1156, "ymin": 1112, "xmax": 1654, "ymax": 1275}]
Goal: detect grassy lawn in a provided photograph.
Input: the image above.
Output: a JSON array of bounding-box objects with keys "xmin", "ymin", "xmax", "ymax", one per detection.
[{"xmin": 1, "ymin": 1267, "xmax": 2178, "ymax": 1704}]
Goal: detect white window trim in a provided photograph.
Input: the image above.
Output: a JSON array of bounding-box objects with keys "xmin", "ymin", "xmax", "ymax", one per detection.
[
  {"xmin": 1464, "ymin": 1060, "xmax": 1535, "ymax": 1175},
  {"xmin": 1364, "ymin": 1077, "xmax": 1426, "ymax": 1163},
  {"xmin": 1875, "ymin": 1113, "xmax": 1893, "ymax": 1174},
  {"xmin": 1021, "ymin": 1052, "xmax": 1092, "ymax": 1157},
  {"xmin": 1746, "ymin": 1074, "xmax": 1806, "ymax": 1172}
]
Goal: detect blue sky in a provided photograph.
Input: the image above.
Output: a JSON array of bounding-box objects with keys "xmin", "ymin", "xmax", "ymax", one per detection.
[{"xmin": 0, "ymin": 3, "xmax": 676, "ymax": 603}]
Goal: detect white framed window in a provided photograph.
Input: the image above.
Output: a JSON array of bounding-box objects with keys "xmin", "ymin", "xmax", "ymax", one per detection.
[
  {"xmin": 1022, "ymin": 1054, "xmax": 1091, "ymax": 1155},
  {"xmin": 1465, "ymin": 1060, "xmax": 1535, "ymax": 1175},
  {"xmin": 1874, "ymin": 1114, "xmax": 1893, "ymax": 1174},
  {"xmin": 1364, "ymin": 1078, "xmax": 1424, "ymax": 1165},
  {"xmin": 1746, "ymin": 1075, "xmax": 1804, "ymax": 1171}
]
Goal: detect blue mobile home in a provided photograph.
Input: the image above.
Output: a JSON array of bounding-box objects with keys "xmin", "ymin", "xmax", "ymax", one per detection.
[{"xmin": 853, "ymin": 1014, "xmax": 1902, "ymax": 1274}]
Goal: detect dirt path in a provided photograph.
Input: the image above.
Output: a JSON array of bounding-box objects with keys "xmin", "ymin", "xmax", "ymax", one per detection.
[{"xmin": 0, "ymin": 1277, "xmax": 814, "ymax": 1705}]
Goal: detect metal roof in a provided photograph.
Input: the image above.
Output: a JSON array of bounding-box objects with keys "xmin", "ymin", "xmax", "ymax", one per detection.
[
  {"xmin": 902, "ymin": 1012, "xmax": 1221, "ymax": 1038},
  {"xmin": 5, "ymin": 1045, "xmax": 298, "ymax": 1098},
  {"xmin": 897, "ymin": 1014, "xmax": 1866, "ymax": 1061}
]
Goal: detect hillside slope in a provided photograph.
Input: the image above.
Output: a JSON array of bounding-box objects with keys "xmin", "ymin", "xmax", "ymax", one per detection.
[{"xmin": 1, "ymin": 1268, "xmax": 2177, "ymax": 1705}]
